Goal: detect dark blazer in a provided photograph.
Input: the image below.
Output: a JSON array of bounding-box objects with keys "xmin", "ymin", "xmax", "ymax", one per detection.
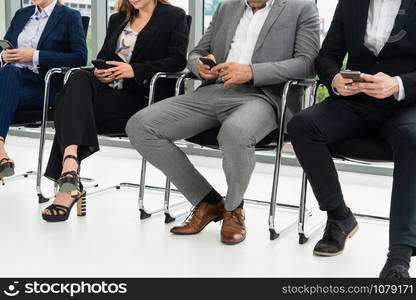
[
  {"xmin": 4, "ymin": 3, "xmax": 88, "ymax": 81},
  {"xmin": 316, "ymin": 0, "xmax": 416, "ymax": 105},
  {"xmin": 97, "ymin": 3, "xmax": 189, "ymax": 95}
]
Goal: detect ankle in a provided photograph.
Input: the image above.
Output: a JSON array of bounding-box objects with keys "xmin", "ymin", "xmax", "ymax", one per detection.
[
  {"xmin": 327, "ymin": 202, "xmax": 350, "ymax": 220},
  {"xmin": 202, "ymin": 189, "xmax": 223, "ymax": 205},
  {"xmin": 386, "ymin": 245, "xmax": 413, "ymax": 268}
]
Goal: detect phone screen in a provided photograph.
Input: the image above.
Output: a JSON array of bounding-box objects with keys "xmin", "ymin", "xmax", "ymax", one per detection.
[
  {"xmin": 340, "ymin": 71, "xmax": 365, "ymax": 82},
  {"xmin": 199, "ymin": 58, "xmax": 217, "ymax": 69},
  {"xmin": 92, "ymin": 60, "xmax": 112, "ymax": 70},
  {"xmin": 0, "ymin": 40, "xmax": 14, "ymax": 50}
]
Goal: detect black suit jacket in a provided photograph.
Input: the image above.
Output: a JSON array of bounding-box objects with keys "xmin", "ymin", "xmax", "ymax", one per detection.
[
  {"xmin": 316, "ymin": 0, "xmax": 416, "ymax": 105},
  {"xmin": 97, "ymin": 4, "xmax": 189, "ymax": 96}
]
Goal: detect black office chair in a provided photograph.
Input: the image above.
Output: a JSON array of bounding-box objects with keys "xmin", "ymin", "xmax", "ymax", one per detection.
[
  {"xmin": 297, "ymin": 83, "xmax": 393, "ymax": 244},
  {"xmin": 151, "ymin": 71, "xmax": 317, "ymax": 237},
  {"xmin": 7, "ymin": 16, "xmax": 94, "ymax": 203},
  {"xmin": 61, "ymin": 16, "xmax": 193, "ymax": 220}
]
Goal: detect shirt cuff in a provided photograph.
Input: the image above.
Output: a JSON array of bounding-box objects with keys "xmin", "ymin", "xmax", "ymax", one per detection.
[
  {"xmin": 331, "ymin": 75, "xmax": 340, "ymax": 96},
  {"xmin": 394, "ymin": 76, "xmax": 405, "ymax": 101},
  {"xmin": 32, "ymin": 50, "xmax": 40, "ymax": 71},
  {"xmin": 0, "ymin": 51, "xmax": 4, "ymax": 67}
]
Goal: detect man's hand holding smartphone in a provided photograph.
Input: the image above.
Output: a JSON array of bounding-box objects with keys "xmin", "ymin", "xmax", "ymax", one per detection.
[
  {"xmin": 351, "ymin": 72, "xmax": 400, "ymax": 99},
  {"xmin": 332, "ymin": 72, "xmax": 362, "ymax": 97},
  {"xmin": 197, "ymin": 54, "xmax": 219, "ymax": 80}
]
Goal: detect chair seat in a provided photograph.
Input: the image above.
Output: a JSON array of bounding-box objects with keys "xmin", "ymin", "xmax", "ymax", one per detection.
[
  {"xmin": 97, "ymin": 119, "xmax": 128, "ymax": 137},
  {"xmin": 12, "ymin": 110, "xmax": 54, "ymax": 127},
  {"xmin": 186, "ymin": 127, "xmax": 289, "ymax": 150},
  {"xmin": 329, "ymin": 137, "xmax": 393, "ymax": 162}
]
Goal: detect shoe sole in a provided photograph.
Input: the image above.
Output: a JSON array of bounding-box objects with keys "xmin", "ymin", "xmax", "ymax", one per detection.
[
  {"xmin": 0, "ymin": 167, "xmax": 15, "ymax": 178},
  {"xmin": 313, "ymin": 224, "xmax": 359, "ymax": 257},
  {"xmin": 170, "ymin": 216, "xmax": 223, "ymax": 235},
  {"xmin": 221, "ymin": 236, "xmax": 246, "ymax": 245},
  {"xmin": 42, "ymin": 191, "xmax": 86, "ymax": 223}
]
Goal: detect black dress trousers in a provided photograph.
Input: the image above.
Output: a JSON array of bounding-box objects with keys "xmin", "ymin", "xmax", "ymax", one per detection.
[
  {"xmin": 44, "ymin": 70, "xmax": 148, "ymax": 181},
  {"xmin": 287, "ymin": 97, "xmax": 416, "ymax": 254}
]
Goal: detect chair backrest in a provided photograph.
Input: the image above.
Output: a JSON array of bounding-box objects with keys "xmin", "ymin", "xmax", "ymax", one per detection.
[
  {"xmin": 81, "ymin": 16, "xmax": 90, "ymax": 36},
  {"xmin": 186, "ymin": 15, "xmax": 192, "ymax": 33}
]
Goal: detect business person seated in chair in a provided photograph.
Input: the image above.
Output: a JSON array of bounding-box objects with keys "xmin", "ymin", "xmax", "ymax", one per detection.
[
  {"xmin": 0, "ymin": 0, "xmax": 87, "ymax": 184},
  {"xmin": 41, "ymin": 0, "xmax": 188, "ymax": 222},
  {"xmin": 288, "ymin": 0, "xmax": 416, "ymax": 278},
  {"xmin": 126, "ymin": 0, "xmax": 319, "ymax": 245}
]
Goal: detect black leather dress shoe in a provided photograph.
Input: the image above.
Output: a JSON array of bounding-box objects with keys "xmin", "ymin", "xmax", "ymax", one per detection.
[
  {"xmin": 313, "ymin": 211, "xmax": 358, "ymax": 257},
  {"xmin": 380, "ymin": 264, "xmax": 410, "ymax": 278}
]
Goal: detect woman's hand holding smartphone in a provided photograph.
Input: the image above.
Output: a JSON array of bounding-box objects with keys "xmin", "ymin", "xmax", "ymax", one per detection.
[
  {"xmin": 93, "ymin": 60, "xmax": 134, "ymax": 83},
  {"xmin": 94, "ymin": 68, "xmax": 115, "ymax": 83}
]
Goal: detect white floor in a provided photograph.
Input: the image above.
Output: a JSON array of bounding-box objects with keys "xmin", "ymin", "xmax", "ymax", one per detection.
[{"xmin": 0, "ymin": 135, "xmax": 414, "ymax": 278}]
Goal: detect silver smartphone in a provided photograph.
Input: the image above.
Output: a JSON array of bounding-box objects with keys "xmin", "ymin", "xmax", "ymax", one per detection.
[
  {"xmin": 0, "ymin": 40, "xmax": 14, "ymax": 50},
  {"xmin": 340, "ymin": 70, "xmax": 365, "ymax": 82}
]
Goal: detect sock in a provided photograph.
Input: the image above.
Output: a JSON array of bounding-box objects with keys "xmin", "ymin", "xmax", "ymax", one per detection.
[
  {"xmin": 202, "ymin": 189, "xmax": 223, "ymax": 205},
  {"xmin": 237, "ymin": 200, "xmax": 244, "ymax": 209},
  {"xmin": 327, "ymin": 201, "xmax": 349, "ymax": 220},
  {"xmin": 384, "ymin": 245, "xmax": 412, "ymax": 269}
]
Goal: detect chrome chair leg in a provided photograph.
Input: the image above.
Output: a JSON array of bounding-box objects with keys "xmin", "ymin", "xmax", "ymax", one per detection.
[
  {"xmin": 268, "ymin": 81, "xmax": 291, "ymax": 240},
  {"xmin": 138, "ymin": 159, "xmax": 152, "ymax": 219},
  {"xmin": 164, "ymin": 178, "xmax": 175, "ymax": 223},
  {"xmin": 3, "ymin": 171, "xmax": 36, "ymax": 184},
  {"xmin": 36, "ymin": 68, "xmax": 66, "ymax": 203},
  {"xmin": 163, "ymin": 178, "xmax": 190, "ymax": 224},
  {"xmin": 298, "ymin": 171, "xmax": 309, "ymax": 244},
  {"xmin": 297, "ymin": 171, "xmax": 328, "ymax": 244}
]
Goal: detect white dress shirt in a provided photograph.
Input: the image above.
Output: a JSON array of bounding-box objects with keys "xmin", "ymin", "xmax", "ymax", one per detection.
[
  {"xmin": 365, "ymin": 0, "xmax": 405, "ymax": 101},
  {"xmin": 334, "ymin": 0, "xmax": 405, "ymax": 100},
  {"xmin": 226, "ymin": 0, "xmax": 275, "ymax": 64},
  {"xmin": 0, "ymin": 1, "xmax": 57, "ymax": 73}
]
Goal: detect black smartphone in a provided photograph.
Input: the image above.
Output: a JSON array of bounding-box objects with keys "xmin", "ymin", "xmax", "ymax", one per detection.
[
  {"xmin": 199, "ymin": 57, "xmax": 217, "ymax": 69},
  {"xmin": 340, "ymin": 70, "xmax": 365, "ymax": 82},
  {"xmin": 0, "ymin": 40, "xmax": 14, "ymax": 50},
  {"xmin": 92, "ymin": 59, "xmax": 112, "ymax": 70}
]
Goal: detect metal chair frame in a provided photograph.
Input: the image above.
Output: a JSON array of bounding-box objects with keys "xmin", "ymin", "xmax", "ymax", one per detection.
[
  {"xmin": 297, "ymin": 82, "xmax": 392, "ymax": 245},
  {"xmin": 153, "ymin": 72, "xmax": 318, "ymax": 238},
  {"xmin": 5, "ymin": 17, "xmax": 98, "ymax": 203},
  {"xmin": 60, "ymin": 68, "xmax": 190, "ymax": 222}
]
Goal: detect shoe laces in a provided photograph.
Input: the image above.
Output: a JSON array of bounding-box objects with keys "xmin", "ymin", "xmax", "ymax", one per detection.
[
  {"xmin": 224, "ymin": 211, "xmax": 244, "ymax": 226},
  {"xmin": 182, "ymin": 205, "xmax": 203, "ymax": 225}
]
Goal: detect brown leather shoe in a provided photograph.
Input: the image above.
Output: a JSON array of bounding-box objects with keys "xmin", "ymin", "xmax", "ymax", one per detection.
[
  {"xmin": 170, "ymin": 200, "xmax": 224, "ymax": 235},
  {"xmin": 221, "ymin": 208, "xmax": 246, "ymax": 245}
]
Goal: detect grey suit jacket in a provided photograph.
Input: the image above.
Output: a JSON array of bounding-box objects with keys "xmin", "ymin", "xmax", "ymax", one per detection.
[{"xmin": 188, "ymin": 0, "xmax": 320, "ymax": 123}]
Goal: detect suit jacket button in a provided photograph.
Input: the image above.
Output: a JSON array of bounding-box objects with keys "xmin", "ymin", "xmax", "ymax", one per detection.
[{"xmin": 143, "ymin": 80, "xmax": 148, "ymax": 84}]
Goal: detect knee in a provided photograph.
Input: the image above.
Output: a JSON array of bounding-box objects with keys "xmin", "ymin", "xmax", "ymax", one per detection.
[
  {"xmin": 0, "ymin": 65, "xmax": 21, "ymax": 78},
  {"xmin": 287, "ymin": 112, "xmax": 317, "ymax": 140},
  {"xmin": 391, "ymin": 127, "xmax": 416, "ymax": 156},
  {"xmin": 218, "ymin": 122, "xmax": 256, "ymax": 148},
  {"xmin": 126, "ymin": 110, "xmax": 153, "ymax": 145},
  {"xmin": 66, "ymin": 70, "xmax": 92, "ymax": 86}
]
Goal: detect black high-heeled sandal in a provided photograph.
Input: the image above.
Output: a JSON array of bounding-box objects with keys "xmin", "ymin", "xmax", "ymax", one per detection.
[
  {"xmin": 42, "ymin": 188, "xmax": 87, "ymax": 222},
  {"xmin": 57, "ymin": 155, "xmax": 80, "ymax": 193},
  {"xmin": 0, "ymin": 138, "xmax": 15, "ymax": 185}
]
